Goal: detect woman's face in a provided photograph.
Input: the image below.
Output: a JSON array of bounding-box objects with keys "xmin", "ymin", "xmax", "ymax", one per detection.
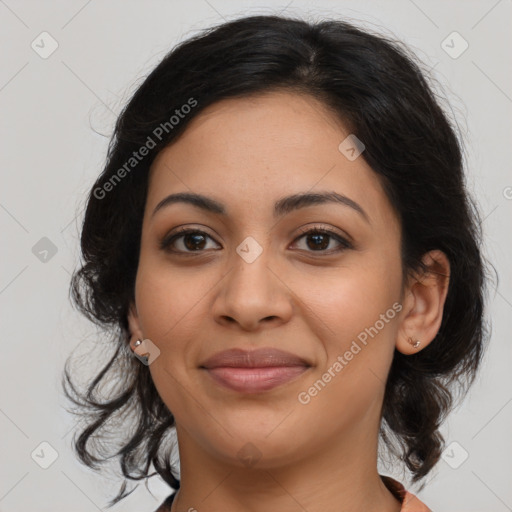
[{"xmin": 129, "ymin": 91, "xmax": 407, "ymax": 468}]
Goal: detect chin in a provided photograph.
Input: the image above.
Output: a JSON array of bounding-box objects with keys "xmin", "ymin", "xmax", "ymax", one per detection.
[{"xmin": 203, "ymin": 424, "xmax": 309, "ymax": 470}]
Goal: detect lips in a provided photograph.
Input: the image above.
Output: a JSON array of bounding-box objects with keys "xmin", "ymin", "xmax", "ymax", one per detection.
[
  {"xmin": 200, "ymin": 348, "xmax": 311, "ymax": 393},
  {"xmin": 201, "ymin": 348, "xmax": 310, "ymax": 369}
]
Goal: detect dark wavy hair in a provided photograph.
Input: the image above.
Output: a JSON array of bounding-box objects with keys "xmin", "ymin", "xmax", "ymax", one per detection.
[{"xmin": 63, "ymin": 13, "xmax": 493, "ymax": 507}]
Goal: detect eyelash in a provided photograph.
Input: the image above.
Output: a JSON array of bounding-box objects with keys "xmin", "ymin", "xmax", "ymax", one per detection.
[{"xmin": 160, "ymin": 225, "xmax": 353, "ymax": 255}]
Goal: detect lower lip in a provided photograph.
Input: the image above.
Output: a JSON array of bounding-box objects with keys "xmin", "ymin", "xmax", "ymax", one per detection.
[{"xmin": 203, "ymin": 366, "xmax": 309, "ymax": 393}]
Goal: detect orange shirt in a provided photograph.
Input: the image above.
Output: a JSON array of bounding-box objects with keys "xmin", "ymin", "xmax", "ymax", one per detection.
[
  {"xmin": 155, "ymin": 475, "xmax": 432, "ymax": 511},
  {"xmin": 381, "ymin": 475, "xmax": 432, "ymax": 511}
]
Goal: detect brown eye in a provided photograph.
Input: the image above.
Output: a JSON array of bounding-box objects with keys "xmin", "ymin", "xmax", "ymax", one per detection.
[
  {"xmin": 292, "ymin": 227, "xmax": 352, "ymax": 253},
  {"xmin": 160, "ymin": 228, "xmax": 220, "ymax": 253},
  {"xmin": 160, "ymin": 226, "xmax": 352, "ymax": 256}
]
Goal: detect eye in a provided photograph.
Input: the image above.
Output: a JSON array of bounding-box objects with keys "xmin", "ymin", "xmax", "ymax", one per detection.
[
  {"xmin": 291, "ymin": 226, "xmax": 352, "ymax": 253},
  {"xmin": 160, "ymin": 225, "xmax": 353, "ymax": 255},
  {"xmin": 160, "ymin": 227, "xmax": 220, "ymax": 254}
]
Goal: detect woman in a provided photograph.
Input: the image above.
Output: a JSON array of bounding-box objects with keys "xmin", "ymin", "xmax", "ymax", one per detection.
[{"xmin": 63, "ymin": 14, "xmax": 491, "ymax": 512}]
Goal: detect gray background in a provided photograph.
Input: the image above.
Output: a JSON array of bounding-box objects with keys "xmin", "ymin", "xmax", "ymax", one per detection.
[{"xmin": 1, "ymin": 1, "xmax": 511, "ymax": 511}]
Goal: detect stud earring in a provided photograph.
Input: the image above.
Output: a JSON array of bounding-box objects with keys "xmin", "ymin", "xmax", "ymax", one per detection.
[
  {"xmin": 132, "ymin": 339, "xmax": 151, "ymax": 365},
  {"xmin": 408, "ymin": 337, "xmax": 421, "ymax": 349}
]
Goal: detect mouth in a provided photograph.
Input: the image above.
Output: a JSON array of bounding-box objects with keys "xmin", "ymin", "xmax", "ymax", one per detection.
[
  {"xmin": 199, "ymin": 348, "xmax": 311, "ymax": 394},
  {"xmin": 203, "ymin": 365, "xmax": 310, "ymax": 393}
]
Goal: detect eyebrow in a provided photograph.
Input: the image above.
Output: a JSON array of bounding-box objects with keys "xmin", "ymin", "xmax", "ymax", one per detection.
[{"xmin": 151, "ymin": 191, "xmax": 370, "ymax": 223}]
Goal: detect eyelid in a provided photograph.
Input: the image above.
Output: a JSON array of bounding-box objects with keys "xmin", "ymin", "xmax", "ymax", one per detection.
[
  {"xmin": 293, "ymin": 223, "xmax": 353, "ymax": 244},
  {"xmin": 160, "ymin": 223, "xmax": 353, "ymax": 254},
  {"xmin": 159, "ymin": 225, "xmax": 220, "ymax": 251},
  {"xmin": 290, "ymin": 225, "xmax": 353, "ymax": 252}
]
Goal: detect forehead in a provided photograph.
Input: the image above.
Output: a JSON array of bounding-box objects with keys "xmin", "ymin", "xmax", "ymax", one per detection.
[
  {"xmin": 152, "ymin": 91, "xmax": 348, "ymax": 171},
  {"xmin": 147, "ymin": 91, "xmax": 397, "ymax": 229}
]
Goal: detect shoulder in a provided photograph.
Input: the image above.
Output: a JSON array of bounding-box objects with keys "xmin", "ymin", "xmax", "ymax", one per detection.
[
  {"xmin": 153, "ymin": 492, "xmax": 176, "ymax": 512},
  {"xmin": 380, "ymin": 474, "xmax": 432, "ymax": 512},
  {"xmin": 154, "ymin": 481, "xmax": 431, "ymax": 512},
  {"xmin": 400, "ymin": 490, "xmax": 432, "ymax": 512}
]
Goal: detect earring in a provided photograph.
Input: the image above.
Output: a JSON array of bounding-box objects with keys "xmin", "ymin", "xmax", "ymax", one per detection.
[
  {"xmin": 408, "ymin": 337, "xmax": 421, "ymax": 349},
  {"xmin": 132, "ymin": 339, "xmax": 151, "ymax": 365}
]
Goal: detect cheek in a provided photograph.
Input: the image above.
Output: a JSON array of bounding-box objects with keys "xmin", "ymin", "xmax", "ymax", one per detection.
[
  {"xmin": 294, "ymin": 269, "xmax": 399, "ymax": 430},
  {"xmin": 135, "ymin": 252, "xmax": 211, "ymax": 339},
  {"xmin": 133, "ymin": 252, "xmax": 221, "ymax": 372},
  {"xmin": 296, "ymin": 258, "xmax": 400, "ymax": 340},
  {"xmin": 294, "ymin": 256, "xmax": 401, "ymax": 409},
  {"xmin": 134, "ymin": 263, "xmax": 202, "ymax": 419}
]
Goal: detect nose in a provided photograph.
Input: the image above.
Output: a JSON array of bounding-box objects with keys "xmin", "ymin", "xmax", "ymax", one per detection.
[{"xmin": 212, "ymin": 247, "xmax": 293, "ymax": 332}]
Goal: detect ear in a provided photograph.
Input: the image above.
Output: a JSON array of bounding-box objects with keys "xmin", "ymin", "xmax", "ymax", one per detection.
[
  {"xmin": 396, "ymin": 250, "xmax": 450, "ymax": 355},
  {"xmin": 127, "ymin": 301, "xmax": 144, "ymax": 349}
]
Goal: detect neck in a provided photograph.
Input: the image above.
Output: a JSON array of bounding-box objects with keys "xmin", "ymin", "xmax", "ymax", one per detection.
[{"xmin": 170, "ymin": 423, "xmax": 402, "ymax": 512}]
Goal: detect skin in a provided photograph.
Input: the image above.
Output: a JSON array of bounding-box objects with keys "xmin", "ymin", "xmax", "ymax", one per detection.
[{"xmin": 127, "ymin": 91, "xmax": 450, "ymax": 512}]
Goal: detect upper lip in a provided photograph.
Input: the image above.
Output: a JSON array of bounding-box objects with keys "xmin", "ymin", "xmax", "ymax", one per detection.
[{"xmin": 200, "ymin": 348, "xmax": 310, "ymax": 369}]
